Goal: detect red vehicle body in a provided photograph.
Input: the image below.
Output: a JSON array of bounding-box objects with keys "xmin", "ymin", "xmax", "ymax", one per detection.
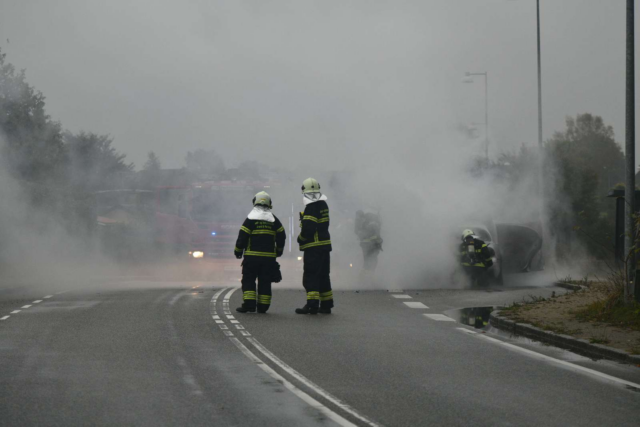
[{"xmin": 154, "ymin": 181, "xmax": 289, "ymax": 260}]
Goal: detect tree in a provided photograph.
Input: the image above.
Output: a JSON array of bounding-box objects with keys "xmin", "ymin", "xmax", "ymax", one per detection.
[
  {"xmin": 546, "ymin": 113, "xmax": 624, "ymax": 259},
  {"xmin": 185, "ymin": 149, "xmax": 225, "ymax": 180},
  {"xmin": 0, "ymin": 48, "xmax": 65, "ymax": 182},
  {"xmin": 63, "ymin": 131, "xmax": 134, "ymax": 191},
  {"xmin": 143, "ymin": 151, "xmax": 161, "ymax": 172}
]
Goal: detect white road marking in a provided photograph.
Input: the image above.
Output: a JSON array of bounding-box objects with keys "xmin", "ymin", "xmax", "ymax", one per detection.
[
  {"xmin": 230, "ymin": 320, "xmax": 240, "ymax": 324},
  {"xmin": 248, "ymin": 338, "xmax": 381, "ymax": 427},
  {"xmin": 43, "ymin": 295, "xmax": 53, "ymax": 299},
  {"xmin": 223, "ymin": 331, "xmax": 234, "ymax": 337},
  {"xmin": 391, "ymin": 295, "xmax": 412, "ymax": 299},
  {"xmin": 424, "ymin": 314, "xmax": 455, "ymax": 322},
  {"xmin": 32, "ymin": 300, "xmax": 43, "ymax": 304},
  {"xmin": 0, "ymin": 316, "xmax": 9, "ymax": 320},
  {"xmin": 403, "ymin": 302, "xmax": 429, "ymax": 309},
  {"xmin": 239, "ymin": 330, "xmax": 252, "ymax": 336},
  {"xmin": 230, "ymin": 338, "xmax": 360, "ymax": 427},
  {"xmin": 219, "ymin": 325, "xmax": 229, "ymax": 330},
  {"xmin": 226, "ymin": 315, "xmax": 235, "ymax": 319},
  {"xmin": 212, "ymin": 315, "xmax": 220, "ymax": 320},
  {"xmin": 388, "ymin": 289, "xmax": 404, "ymax": 293},
  {"xmin": 455, "ymin": 328, "xmax": 640, "ymax": 390},
  {"xmin": 235, "ymin": 325, "xmax": 245, "ymax": 330},
  {"xmin": 21, "ymin": 305, "xmax": 32, "ymax": 309},
  {"xmin": 215, "ymin": 320, "xmax": 225, "ymax": 324},
  {"xmin": 10, "ymin": 310, "xmax": 20, "ymax": 314},
  {"xmin": 224, "ymin": 287, "xmax": 239, "ymax": 302}
]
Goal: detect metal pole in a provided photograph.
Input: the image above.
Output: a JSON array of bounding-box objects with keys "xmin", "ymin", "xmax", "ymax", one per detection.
[
  {"xmin": 625, "ymin": 0, "xmax": 635, "ymax": 302},
  {"xmin": 485, "ymin": 73, "xmax": 489, "ymax": 162},
  {"xmin": 536, "ymin": 0, "xmax": 542, "ymax": 149}
]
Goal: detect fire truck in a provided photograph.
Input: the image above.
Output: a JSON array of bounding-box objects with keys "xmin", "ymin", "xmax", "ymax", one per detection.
[{"xmin": 154, "ymin": 181, "xmax": 296, "ymax": 262}]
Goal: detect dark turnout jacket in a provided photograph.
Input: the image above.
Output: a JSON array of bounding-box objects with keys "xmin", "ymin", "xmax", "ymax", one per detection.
[
  {"xmin": 297, "ymin": 199, "xmax": 332, "ymax": 251},
  {"xmin": 234, "ymin": 212, "xmax": 286, "ymax": 259}
]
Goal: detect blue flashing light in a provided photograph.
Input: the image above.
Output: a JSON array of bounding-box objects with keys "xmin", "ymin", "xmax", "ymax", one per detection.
[{"xmin": 211, "ymin": 232, "xmax": 217, "ymax": 236}]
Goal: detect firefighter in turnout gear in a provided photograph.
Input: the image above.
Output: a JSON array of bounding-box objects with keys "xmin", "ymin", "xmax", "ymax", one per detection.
[
  {"xmin": 234, "ymin": 191, "xmax": 286, "ymax": 313},
  {"xmin": 296, "ymin": 178, "xmax": 333, "ymax": 314},
  {"xmin": 459, "ymin": 229, "xmax": 494, "ymax": 287},
  {"xmin": 355, "ymin": 210, "xmax": 383, "ymax": 272}
]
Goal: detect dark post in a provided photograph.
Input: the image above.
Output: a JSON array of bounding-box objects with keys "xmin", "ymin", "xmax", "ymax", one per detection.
[{"xmin": 625, "ymin": 0, "xmax": 636, "ymax": 302}]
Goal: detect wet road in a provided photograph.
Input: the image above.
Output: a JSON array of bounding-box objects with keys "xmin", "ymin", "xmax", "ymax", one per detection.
[{"xmin": 1, "ymin": 276, "xmax": 639, "ymax": 426}]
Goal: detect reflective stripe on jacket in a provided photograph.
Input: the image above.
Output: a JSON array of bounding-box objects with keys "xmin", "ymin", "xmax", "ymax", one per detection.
[
  {"xmin": 298, "ymin": 200, "xmax": 332, "ymax": 251},
  {"xmin": 235, "ymin": 216, "xmax": 286, "ymax": 258}
]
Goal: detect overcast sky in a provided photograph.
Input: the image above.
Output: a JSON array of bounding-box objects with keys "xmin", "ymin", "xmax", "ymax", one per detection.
[{"xmin": 0, "ymin": 0, "xmax": 635, "ymax": 169}]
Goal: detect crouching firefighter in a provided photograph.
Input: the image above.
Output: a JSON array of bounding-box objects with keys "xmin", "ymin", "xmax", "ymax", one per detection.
[
  {"xmin": 234, "ymin": 191, "xmax": 286, "ymax": 313},
  {"xmin": 296, "ymin": 178, "xmax": 333, "ymax": 314},
  {"xmin": 460, "ymin": 229, "xmax": 494, "ymax": 286}
]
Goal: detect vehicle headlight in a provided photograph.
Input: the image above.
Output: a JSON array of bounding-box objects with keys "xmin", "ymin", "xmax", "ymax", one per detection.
[{"xmin": 192, "ymin": 251, "xmax": 204, "ymax": 259}]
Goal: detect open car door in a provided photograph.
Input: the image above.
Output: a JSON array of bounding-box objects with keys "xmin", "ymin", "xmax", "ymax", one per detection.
[{"xmin": 496, "ymin": 223, "xmax": 542, "ymax": 273}]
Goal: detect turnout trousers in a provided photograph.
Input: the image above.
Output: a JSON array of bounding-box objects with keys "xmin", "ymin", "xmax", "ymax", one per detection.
[
  {"xmin": 302, "ymin": 251, "xmax": 333, "ymax": 309},
  {"xmin": 241, "ymin": 258, "xmax": 274, "ymax": 311}
]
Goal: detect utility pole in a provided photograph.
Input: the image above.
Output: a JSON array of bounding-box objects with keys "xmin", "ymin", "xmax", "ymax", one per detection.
[
  {"xmin": 463, "ymin": 71, "xmax": 489, "ymax": 162},
  {"xmin": 625, "ymin": 0, "xmax": 635, "ymax": 302}
]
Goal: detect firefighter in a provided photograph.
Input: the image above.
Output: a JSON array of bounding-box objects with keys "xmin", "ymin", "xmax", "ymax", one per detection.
[
  {"xmin": 459, "ymin": 229, "xmax": 493, "ymax": 286},
  {"xmin": 296, "ymin": 178, "xmax": 333, "ymax": 314},
  {"xmin": 234, "ymin": 191, "xmax": 286, "ymax": 313},
  {"xmin": 355, "ymin": 211, "xmax": 383, "ymax": 272}
]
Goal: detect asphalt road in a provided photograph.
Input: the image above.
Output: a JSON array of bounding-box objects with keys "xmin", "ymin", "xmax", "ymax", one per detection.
[{"xmin": 1, "ymin": 274, "xmax": 639, "ymax": 426}]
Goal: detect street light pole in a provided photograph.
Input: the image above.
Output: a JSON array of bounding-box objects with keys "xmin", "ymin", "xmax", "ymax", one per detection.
[
  {"xmin": 625, "ymin": 0, "xmax": 635, "ymax": 302},
  {"xmin": 464, "ymin": 71, "xmax": 489, "ymax": 162},
  {"xmin": 536, "ymin": 0, "xmax": 542, "ymax": 150}
]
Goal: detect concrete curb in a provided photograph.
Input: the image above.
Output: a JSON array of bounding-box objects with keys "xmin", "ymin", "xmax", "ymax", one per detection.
[
  {"xmin": 553, "ymin": 281, "xmax": 585, "ymax": 292},
  {"xmin": 490, "ymin": 310, "xmax": 640, "ymax": 365}
]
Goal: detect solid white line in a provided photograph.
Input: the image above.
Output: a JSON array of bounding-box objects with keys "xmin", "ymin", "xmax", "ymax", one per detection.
[
  {"xmin": 230, "ymin": 338, "xmax": 359, "ymax": 427},
  {"xmin": 391, "ymin": 295, "xmax": 412, "ymax": 299},
  {"xmin": 248, "ymin": 337, "xmax": 382, "ymax": 427},
  {"xmin": 32, "ymin": 300, "xmax": 43, "ymax": 304},
  {"xmin": 403, "ymin": 302, "xmax": 429, "ymax": 309},
  {"xmin": 0, "ymin": 316, "xmax": 9, "ymax": 320},
  {"xmin": 10, "ymin": 310, "xmax": 20, "ymax": 314},
  {"xmin": 21, "ymin": 305, "xmax": 32, "ymax": 309},
  {"xmin": 43, "ymin": 295, "xmax": 53, "ymax": 299},
  {"xmin": 423, "ymin": 314, "xmax": 455, "ymax": 322},
  {"xmin": 456, "ymin": 328, "xmax": 640, "ymax": 390},
  {"xmin": 223, "ymin": 287, "xmax": 239, "ymax": 302}
]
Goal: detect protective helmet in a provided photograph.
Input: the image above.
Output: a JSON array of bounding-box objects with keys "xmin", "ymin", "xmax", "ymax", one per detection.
[
  {"xmin": 252, "ymin": 191, "xmax": 272, "ymax": 208},
  {"xmin": 461, "ymin": 229, "xmax": 474, "ymax": 241},
  {"xmin": 301, "ymin": 177, "xmax": 321, "ymax": 194}
]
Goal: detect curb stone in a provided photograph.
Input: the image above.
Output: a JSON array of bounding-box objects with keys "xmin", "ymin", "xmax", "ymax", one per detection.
[
  {"xmin": 490, "ymin": 309, "xmax": 640, "ymax": 365},
  {"xmin": 553, "ymin": 281, "xmax": 585, "ymax": 292}
]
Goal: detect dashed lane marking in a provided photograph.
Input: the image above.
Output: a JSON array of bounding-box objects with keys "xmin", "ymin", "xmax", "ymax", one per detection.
[
  {"xmin": 423, "ymin": 314, "xmax": 455, "ymax": 322},
  {"xmin": 391, "ymin": 295, "xmax": 412, "ymax": 299},
  {"xmin": 32, "ymin": 300, "xmax": 43, "ymax": 304},
  {"xmin": 248, "ymin": 337, "xmax": 382, "ymax": 427},
  {"xmin": 43, "ymin": 295, "xmax": 53, "ymax": 299},
  {"xmin": 215, "ymin": 320, "xmax": 225, "ymax": 324},
  {"xmin": 21, "ymin": 305, "xmax": 32, "ymax": 309},
  {"xmin": 403, "ymin": 302, "xmax": 429, "ymax": 309},
  {"xmin": 10, "ymin": 310, "xmax": 20, "ymax": 314},
  {"xmin": 230, "ymin": 337, "xmax": 360, "ymax": 427},
  {"xmin": 1, "ymin": 316, "xmax": 9, "ymax": 320},
  {"xmin": 455, "ymin": 327, "xmax": 640, "ymax": 391}
]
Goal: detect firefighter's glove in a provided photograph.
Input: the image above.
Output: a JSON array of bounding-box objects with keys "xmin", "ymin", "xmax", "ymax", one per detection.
[
  {"xmin": 276, "ymin": 248, "xmax": 284, "ymax": 258},
  {"xmin": 234, "ymin": 251, "xmax": 243, "ymax": 259}
]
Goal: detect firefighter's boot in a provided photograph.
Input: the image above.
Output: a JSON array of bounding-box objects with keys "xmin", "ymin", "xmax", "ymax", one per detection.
[
  {"xmin": 295, "ymin": 305, "xmax": 318, "ymax": 315},
  {"xmin": 236, "ymin": 304, "xmax": 256, "ymax": 313}
]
